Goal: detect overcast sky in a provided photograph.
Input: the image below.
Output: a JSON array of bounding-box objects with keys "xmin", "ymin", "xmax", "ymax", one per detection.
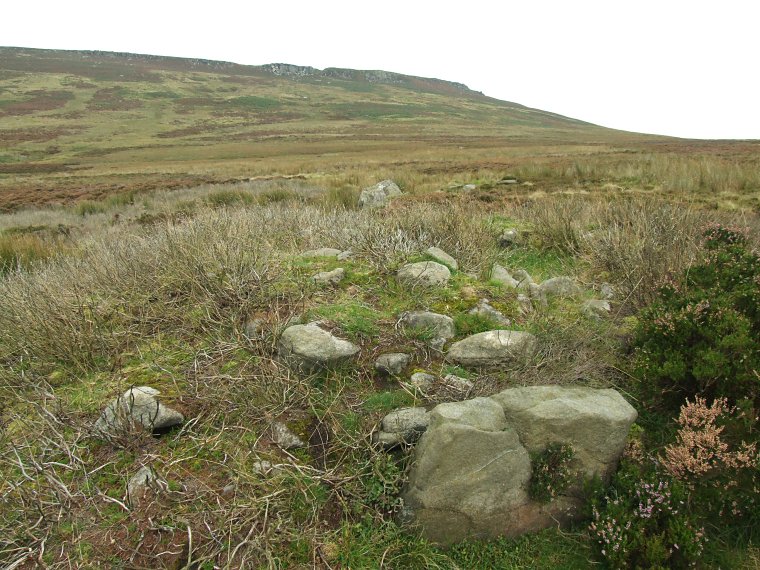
[{"xmin": 5, "ymin": 0, "xmax": 758, "ymax": 139}]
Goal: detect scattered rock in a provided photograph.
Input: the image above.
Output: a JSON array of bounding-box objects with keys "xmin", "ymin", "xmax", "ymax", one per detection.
[
  {"xmin": 583, "ymin": 299, "xmax": 611, "ymax": 320},
  {"xmin": 337, "ymin": 250, "xmax": 354, "ymax": 261},
  {"xmin": 372, "ymin": 407, "xmax": 430, "ymax": 448},
  {"xmin": 441, "ymin": 374, "xmax": 474, "ymax": 396},
  {"xmin": 512, "ymin": 269, "xmax": 534, "ymax": 291},
  {"xmin": 490, "ymin": 264, "xmax": 519, "ymax": 288},
  {"xmin": 468, "ymin": 299, "xmax": 511, "ymax": 327},
  {"xmin": 94, "ymin": 387, "xmax": 184, "ymax": 437},
  {"xmin": 301, "ymin": 247, "xmax": 342, "ymax": 258},
  {"xmin": 517, "ymin": 294, "xmax": 533, "ymax": 314},
  {"xmin": 424, "ymin": 246, "xmax": 458, "ymax": 270},
  {"xmin": 496, "ymin": 178, "xmax": 519, "ymax": 185},
  {"xmin": 127, "ymin": 466, "xmax": 166, "ymax": 506},
  {"xmin": 278, "ymin": 323, "xmax": 360, "ymax": 372},
  {"xmin": 498, "ymin": 229, "xmax": 518, "ymax": 247},
  {"xmin": 462, "ymin": 184, "xmax": 477, "ymax": 191},
  {"xmin": 539, "ymin": 276, "xmax": 581, "ymax": 298},
  {"xmin": 491, "ymin": 386, "xmax": 638, "ymax": 479},
  {"xmin": 397, "ymin": 261, "xmax": 451, "ymax": 288},
  {"xmin": 252, "ymin": 460, "xmax": 281, "ymax": 475},
  {"xmin": 244, "ymin": 318, "xmax": 265, "ymax": 340},
  {"xmin": 272, "ymin": 422, "xmax": 306, "ymax": 450},
  {"xmin": 375, "ymin": 353, "xmax": 411, "ymax": 375},
  {"xmin": 400, "ymin": 311, "xmax": 456, "ymax": 349},
  {"xmin": 311, "ymin": 267, "xmax": 345, "ymax": 286},
  {"xmin": 447, "ymin": 330, "xmax": 538, "ymax": 368},
  {"xmin": 401, "ymin": 386, "xmax": 637, "ymax": 544},
  {"xmin": 409, "ymin": 372, "xmax": 436, "ymax": 392},
  {"xmin": 528, "ymin": 283, "xmax": 548, "ymax": 307},
  {"xmin": 358, "ymin": 179, "xmax": 402, "ymax": 209},
  {"xmin": 600, "ymin": 283, "xmax": 615, "ymax": 300}
]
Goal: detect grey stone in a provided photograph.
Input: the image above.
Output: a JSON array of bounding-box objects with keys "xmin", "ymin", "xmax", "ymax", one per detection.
[
  {"xmin": 252, "ymin": 460, "xmax": 281, "ymax": 475},
  {"xmin": 401, "ymin": 311, "xmax": 456, "ymax": 347},
  {"xmin": 358, "ymin": 179, "xmax": 402, "ymax": 209},
  {"xmin": 425, "ymin": 246, "xmax": 458, "ymax": 270},
  {"xmin": 583, "ymin": 299, "xmax": 611, "ymax": 320},
  {"xmin": 337, "ymin": 250, "xmax": 354, "ymax": 261},
  {"xmin": 373, "ymin": 407, "xmax": 430, "ymax": 448},
  {"xmin": 447, "ymin": 330, "xmax": 538, "ymax": 368},
  {"xmin": 498, "ymin": 229, "xmax": 518, "ymax": 247},
  {"xmin": 490, "ymin": 264, "xmax": 519, "ymax": 288},
  {"xmin": 127, "ymin": 466, "xmax": 166, "ymax": 506},
  {"xmin": 441, "ymin": 374, "xmax": 474, "ymax": 396},
  {"xmin": 517, "ymin": 294, "xmax": 533, "ymax": 314},
  {"xmin": 409, "ymin": 372, "xmax": 436, "ymax": 392},
  {"xmin": 301, "ymin": 247, "xmax": 342, "ymax": 258},
  {"xmin": 600, "ymin": 283, "xmax": 615, "ymax": 300},
  {"xmin": 375, "ymin": 353, "xmax": 411, "ymax": 375},
  {"xmin": 491, "ymin": 386, "xmax": 638, "ymax": 479},
  {"xmin": 402, "ymin": 398, "xmax": 532, "ymax": 544},
  {"xmin": 539, "ymin": 276, "xmax": 581, "ymax": 298},
  {"xmin": 469, "ymin": 299, "xmax": 511, "ymax": 327},
  {"xmin": 512, "ymin": 269, "xmax": 534, "ymax": 291},
  {"xmin": 462, "ymin": 184, "xmax": 477, "ymax": 191},
  {"xmin": 95, "ymin": 387, "xmax": 184, "ymax": 437},
  {"xmin": 278, "ymin": 323, "xmax": 360, "ymax": 372},
  {"xmin": 528, "ymin": 283, "xmax": 548, "ymax": 307},
  {"xmin": 397, "ymin": 261, "xmax": 451, "ymax": 288},
  {"xmin": 244, "ymin": 318, "xmax": 264, "ymax": 339},
  {"xmin": 311, "ymin": 267, "xmax": 345, "ymax": 286},
  {"xmin": 272, "ymin": 422, "xmax": 306, "ymax": 450},
  {"xmin": 497, "ymin": 178, "xmax": 519, "ymax": 185}
]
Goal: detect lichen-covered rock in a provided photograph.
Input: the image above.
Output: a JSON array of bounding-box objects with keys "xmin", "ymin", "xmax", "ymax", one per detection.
[
  {"xmin": 372, "ymin": 407, "xmax": 430, "ymax": 448},
  {"xmin": 358, "ymin": 179, "xmax": 402, "ymax": 209},
  {"xmin": 375, "ymin": 353, "xmax": 411, "ymax": 375},
  {"xmin": 447, "ymin": 330, "xmax": 538, "ymax": 368},
  {"xmin": 400, "ymin": 311, "xmax": 456, "ymax": 348},
  {"xmin": 491, "ymin": 386, "xmax": 638, "ymax": 479},
  {"xmin": 94, "ymin": 387, "xmax": 184, "ymax": 437},
  {"xmin": 468, "ymin": 299, "xmax": 511, "ymax": 327},
  {"xmin": 272, "ymin": 422, "xmax": 306, "ymax": 450},
  {"xmin": 425, "ymin": 246, "xmax": 458, "ymax": 270},
  {"xmin": 397, "ymin": 261, "xmax": 451, "ymax": 288},
  {"xmin": 278, "ymin": 323, "xmax": 359, "ymax": 372}
]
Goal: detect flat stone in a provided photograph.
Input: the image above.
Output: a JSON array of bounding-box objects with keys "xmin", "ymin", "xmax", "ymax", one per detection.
[
  {"xmin": 373, "ymin": 407, "xmax": 430, "ymax": 448},
  {"xmin": 425, "ymin": 246, "xmax": 458, "ymax": 270},
  {"xmin": 397, "ymin": 261, "xmax": 451, "ymax": 288},
  {"xmin": 301, "ymin": 247, "xmax": 342, "ymax": 258},
  {"xmin": 311, "ymin": 267, "xmax": 345, "ymax": 286},
  {"xmin": 447, "ymin": 330, "xmax": 538, "ymax": 368},
  {"xmin": 278, "ymin": 323, "xmax": 359, "ymax": 372}
]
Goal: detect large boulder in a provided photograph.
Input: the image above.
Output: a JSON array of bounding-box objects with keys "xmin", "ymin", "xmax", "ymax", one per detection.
[
  {"xmin": 401, "ymin": 386, "xmax": 637, "ymax": 545},
  {"xmin": 491, "ymin": 386, "xmax": 638, "ymax": 479},
  {"xmin": 358, "ymin": 179, "xmax": 402, "ymax": 209},
  {"xmin": 402, "ymin": 398, "xmax": 533, "ymax": 544},
  {"xmin": 447, "ymin": 330, "xmax": 537, "ymax": 368},
  {"xmin": 397, "ymin": 261, "xmax": 451, "ymax": 288},
  {"xmin": 278, "ymin": 323, "xmax": 359, "ymax": 372},
  {"xmin": 94, "ymin": 387, "xmax": 184, "ymax": 437}
]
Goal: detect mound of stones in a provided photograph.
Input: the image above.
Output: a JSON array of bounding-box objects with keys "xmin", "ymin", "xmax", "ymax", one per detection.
[
  {"xmin": 278, "ymin": 323, "xmax": 360, "ymax": 372},
  {"xmin": 358, "ymin": 179, "xmax": 402, "ymax": 209},
  {"xmin": 94, "ymin": 386, "xmax": 184, "ymax": 437},
  {"xmin": 398, "ymin": 386, "xmax": 637, "ymax": 544}
]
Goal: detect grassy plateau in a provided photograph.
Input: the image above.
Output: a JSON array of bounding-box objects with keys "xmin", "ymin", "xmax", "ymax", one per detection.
[{"xmin": 0, "ymin": 48, "xmax": 759, "ymax": 569}]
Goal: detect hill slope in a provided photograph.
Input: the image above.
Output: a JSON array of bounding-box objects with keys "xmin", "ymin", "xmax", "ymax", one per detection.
[{"xmin": 0, "ymin": 47, "xmax": 654, "ymax": 209}]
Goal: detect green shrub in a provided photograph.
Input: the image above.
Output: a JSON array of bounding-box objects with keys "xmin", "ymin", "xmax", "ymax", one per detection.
[
  {"xmin": 590, "ymin": 465, "xmax": 706, "ymax": 569},
  {"xmin": 529, "ymin": 443, "xmax": 574, "ymax": 503},
  {"xmin": 634, "ymin": 224, "xmax": 760, "ymax": 408}
]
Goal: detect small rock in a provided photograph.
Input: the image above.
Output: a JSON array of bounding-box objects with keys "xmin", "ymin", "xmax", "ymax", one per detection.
[
  {"xmin": 278, "ymin": 323, "xmax": 360, "ymax": 372},
  {"xmin": 244, "ymin": 318, "xmax": 264, "ymax": 339},
  {"xmin": 127, "ymin": 466, "xmax": 166, "ymax": 506},
  {"xmin": 222, "ymin": 483, "xmax": 237, "ymax": 496},
  {"xmin": 512, "ymin": 269, "xmax": 534, "ymax": 291},
  {"xmin": 252, "ymin": 460, "xmax": 281, "ymax": 475},
  {"xmin": 301, "ymin": 247, "xmax": 342, "ymax": 258},
  {"xmin": 425, "ymin": 246, "xmax": 458, "ymax": 270},
  {"xmin": 462, "ymin": 184, "xmax": 477, "ymax": 191},
  {"xmin": 397, "ymin": 261, "xmax": 451, "ymax": 288},
  {"xmin": 337, "ymin": 250, "xmax": 354, "ymax": 261},
  {"xmin": 469, "ymin": 299, "xmax": 511, "ymax": 327},
  {"xmin": 447, "ymin": 330, "xmax": 538, "ymax": 368},
  {"xmin": 497, "ymin": 178, "xmax": 518, "ymax": 185},
  {"xmin": 528, "ymin": 283, "xmax": 548, "ymax": 307},
  {"xmin": 491, "ymin": 264, "xmax": 519, "ymax": 288},
  {"xmin": 375, "ymin": 353, "xmax": 411, "ymax": 375},
  {"xmin": 373, "ymin": 407, "xmax": 430, "ymax": 448},
  {"xmin": 539, "ymin": 276, "xmax": 581, "ymax": 298},
  {"xmin": 583, "ymin": 299, "xmax": 611, "ymax": 320},
  {"xmin": 401, "ymin": 311, "xmax": 456, "ymax": 347},
  {"xmin": 358, "ymin": 179, "xmax": 402, "ymax": 209},
  {"xmin": 311, "ymin": 267, "xmax": 345, "ymax": 286},
  {"xmin": 95, "ymin": 387, "xmax": 184, "ymax": 437},
  {"xmin": 272, "ymin": 422, "xmax": 306, "ymax": 450},
  {"xmin": 498, "ymin": 229, "xmax": 518, "ymax": 247},
  {"xmin": 600, "ymin": 283, "xmax": 615, "ymax": 300},
  {"xmin": 517, "ymin": 294, "xmax": 533, "ymax": 314},
  {"xmin": 409, "ymin": 372, "xmax": 436, "ymax": 392},
  {"xmin": 441, "ymin": 374, "xmax": 474, "ymax": 396}
]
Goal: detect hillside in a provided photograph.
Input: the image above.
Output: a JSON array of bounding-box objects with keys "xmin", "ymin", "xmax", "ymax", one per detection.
[{"xmin": 0, "ymin": 47, "xmax": 656, "ymax": 210}]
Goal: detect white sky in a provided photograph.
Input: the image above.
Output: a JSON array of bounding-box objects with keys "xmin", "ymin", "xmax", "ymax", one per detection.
[{"xmin": 4, "ymin": 0, "xmax": 759, "ymax": 139}]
